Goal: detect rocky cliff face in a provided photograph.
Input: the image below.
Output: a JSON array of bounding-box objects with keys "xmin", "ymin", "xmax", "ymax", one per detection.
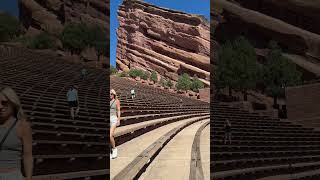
[
  {"xmin": 231, "ymin": 0, "xmax": 320, "ymax": 35},
  {"xmin": 211, "ymin": 0, "xmax": 320, "ymax": 107},
  {"xmin": 213, "ymin": 0, "xmax": 320, "ymax": 67},
  {"xmin": 18, "ymin": 0, "xmax": 109, "ymax": 68},
  {"xmin": 116, "ymin": 0, "xmax": 210, "ymax": 86},
  {"xmin": 19, "ymin": 0, "xmax": 109, "ymax": 35}
]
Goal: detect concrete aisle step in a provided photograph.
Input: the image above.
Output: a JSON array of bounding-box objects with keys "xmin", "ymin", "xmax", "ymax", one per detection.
[
  {"xmin": 115, "ymin": 113, "xmax": 209, "ymax": 137},
  {"xmin": 110, "ymin": 116, "xmax": 208, "ymax": 179},
  {"xmin": 139, "ymin": 119, "xmax": 209, "ymax": 180},
  {"xmin": 201, "ymin": 124, "xmax": 210, "ymax": 180}
]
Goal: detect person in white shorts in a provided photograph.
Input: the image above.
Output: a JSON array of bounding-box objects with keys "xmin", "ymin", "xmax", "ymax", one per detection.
[
  {"xmin": 110, "ymin": 89, "xmax": 121, "ymax": 159},
  {"xmin": 130, "ymin": 89, "xmax": 136, "ymax": 99}
]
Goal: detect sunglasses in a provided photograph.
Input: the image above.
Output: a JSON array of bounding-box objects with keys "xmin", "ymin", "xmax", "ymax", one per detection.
[{"xmin": 0, "ymin": 100, "xmax": 9, "ymax": 107}]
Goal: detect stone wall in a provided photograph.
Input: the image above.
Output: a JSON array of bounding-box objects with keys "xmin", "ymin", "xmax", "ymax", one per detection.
[
  {"xmin": 199, "ymin": 88, "xmax": 210, "ymax": 103},
  {"xmin": 286, "ymin": 83, "xmax": 320, "ymax": 127}
]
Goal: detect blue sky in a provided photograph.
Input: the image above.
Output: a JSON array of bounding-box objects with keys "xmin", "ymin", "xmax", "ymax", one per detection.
[
  {"xmin": 110, "ymin": 0, "xmax": 210, "ymax": 67},
  {"xmin": 0, "ymin": 0, "xmax": 19, "ymax": 17}
]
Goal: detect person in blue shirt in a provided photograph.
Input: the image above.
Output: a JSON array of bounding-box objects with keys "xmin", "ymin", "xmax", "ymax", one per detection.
[{"xmin": 66, "ymin": 85, "xmax": 79, "ymax": 120}]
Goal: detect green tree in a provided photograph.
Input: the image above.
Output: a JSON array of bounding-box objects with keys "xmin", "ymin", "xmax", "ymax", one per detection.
[
  {"xmin": 150, "ymin": 71, "xmax": 158, "ymax": 83},
  {"xmin": 263, "ymin": 40, "xmax": 301, "ymax": 107},
  {"xmin": 176, "ymin": 73, "xmax": 192, "ymax": 91},
  {"xmin": 231, "ymin": 36, "xmax": 258, "ymax": 101},
  {"xmin": 0, "ymin": 12, "xmax": 21, "ymax": 42},
  {"xmin": 212, "ymin": 65, "xmax": 225, "ymax": 96},
  {"xmin": 167, "ymin": 79, "xmax": 173, "ymax": 89},
  {"xmin": 215, "ymin": 37, "xmax": 258, "ymax": 100},
  {"xmin": 216, "ymin": 41, "xmax": 237, "ymax": 97},
  {"xmin": 191, "ymin": 75, "xmax": 204, "ymax": 92},
  {"xmin": 60, "ymin": 23, "xmax": 90, "ymax": 54},
  {"xmin": 89, "ymin": 26, "xmax": 108, "ymax": 61}
]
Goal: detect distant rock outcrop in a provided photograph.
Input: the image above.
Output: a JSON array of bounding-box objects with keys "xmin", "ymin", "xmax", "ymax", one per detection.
[{"xmin": 116, "ymin": 0, "xmax": 210, "ymax": 86}]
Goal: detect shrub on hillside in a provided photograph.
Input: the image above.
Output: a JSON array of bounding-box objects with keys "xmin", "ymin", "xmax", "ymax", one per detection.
[
  {"xmin": 27, "ymin": 33, "xmax": 55, "ymax": 49},
  {"xmin": 160, "ymin": 77, "xmax": 166, "ymax": 87},
  {"xmin": 0, "ymin": 12, "xmax": 21, "ymax": 42},
  {"xmin": 129, "ymin": 69, "xmax": 144, "ymax": 78},
  {"xmin": 191, "ymin": 75, "xmax": 204, "ymax": 92},
  {"xmin": 119, "ymin": 71, "xmax": 128, "ymax": 77},
  {"xmin": 141, "ymin": 71, "xmax": 150, "ymax": 80},
  {"xmin": 150, "ymin": 71, "xmax": 158, "ymax": 83},
  {"xmin": 166, "ymin": 79, "xmax": 173, "ymax": 88},
  {"xmin": 176, "ymin": 73, "xmax": 192, "ymax": 91},
  {"xmin": 16, "ymin": 33, "xmax": 54, "ymax": 49},
  {"xmin": 110, "ymin": 65, "xmax": 117, "ymax": 75}
]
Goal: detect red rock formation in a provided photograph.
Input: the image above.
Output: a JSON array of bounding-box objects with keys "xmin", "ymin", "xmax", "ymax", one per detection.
[
  {"xmin": 18, "ymin": 0, "xmax": 109, "ymax": 68},
  {"xmin": 116, "ymin": 0, "xmax": 210, "ymax": 86},
  {"xmin": 231, "ymin": 0, "xmax": 320, "ymax": 34},
  {"xmin": 19, "ymin": 0, "xmax": 109, "ymax": 34},
  {"xmin": 214, "ymin": 0, "xmax": 320, "ymax": 59}
]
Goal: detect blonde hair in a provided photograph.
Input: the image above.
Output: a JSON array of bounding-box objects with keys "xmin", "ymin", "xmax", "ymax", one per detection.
[
  {"xmin": 110, "ymin": 89, "xmax": 117, "ymax": 99},
  {"xmin": 0, "ymin": 87, "xmax": 26, "ymax": 120}
]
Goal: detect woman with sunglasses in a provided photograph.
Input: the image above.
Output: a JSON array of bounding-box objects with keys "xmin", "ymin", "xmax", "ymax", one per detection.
[
  {"xmin": 0, "ymin": 87, "xmax": 33, "ymax": 180},
  {"xmin": 110, "ymin": 89, "xmax": 121, "ymax": 159}
]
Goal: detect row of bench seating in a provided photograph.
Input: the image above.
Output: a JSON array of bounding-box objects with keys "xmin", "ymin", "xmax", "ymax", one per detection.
[{"xmin": 212, "ymin": 102, "xmax": 320, "ymax": 180}]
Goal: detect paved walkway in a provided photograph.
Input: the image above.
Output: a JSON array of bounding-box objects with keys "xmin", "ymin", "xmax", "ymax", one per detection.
[
  {"xmin": 201, "ymin": 124, "xmax": 210, "ymax": 180},
  {"xmin": 110, "ymin": 117, "xmax": 205, "ymax": 179},
  {"xmin": 139, "ymin": 120, "xmax": 208, "ymax": 180}
]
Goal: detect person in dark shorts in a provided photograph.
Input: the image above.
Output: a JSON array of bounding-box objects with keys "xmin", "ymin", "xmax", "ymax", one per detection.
[
  {"xmin": 0, "ymin": 87, "xmax": 33, "ymax": 180},
  {"xmin": 224, "ymin": 119, "xmax": 232, "ymax": 144},
  {"xmin": 67, "ymin": 85, "xmax": 79, "ymax": 120}
]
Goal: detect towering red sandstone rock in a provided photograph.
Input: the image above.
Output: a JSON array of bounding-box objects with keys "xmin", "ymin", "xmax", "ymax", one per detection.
[{"xmin": 116, "ymin": 0, "xmax": 210, "ymax": 86}]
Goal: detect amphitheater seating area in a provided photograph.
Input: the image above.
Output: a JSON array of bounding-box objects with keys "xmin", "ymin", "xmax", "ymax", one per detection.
[
  {"xmin": 0, "ymin": 46, "xmax": 108, "ymax": 179},
  {"xmin": 0, "ymin": 45, "xmax": 210, "ymax": 179},
  {"xmin": 212, "ymin": 101, "xmax": 320, "ymax": 180},
  {"xmin": 110, "ymin": 76, "xmax": 210, "ymax": 179}
]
